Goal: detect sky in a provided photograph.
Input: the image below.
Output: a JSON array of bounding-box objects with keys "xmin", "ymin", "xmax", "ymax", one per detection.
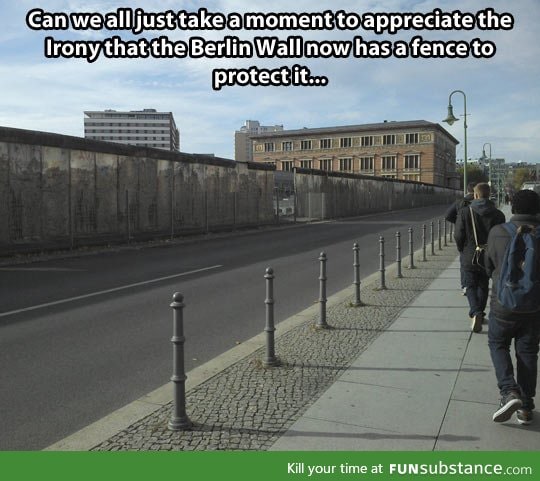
[{"xmin": 0, "ymin": 0, "xmax": 539, "ymax": 164}]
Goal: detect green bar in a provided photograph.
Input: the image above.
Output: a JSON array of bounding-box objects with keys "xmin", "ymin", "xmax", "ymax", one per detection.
[{"xmin": 1, "ymin": 451, "xmax": 538, "ymax": 481}]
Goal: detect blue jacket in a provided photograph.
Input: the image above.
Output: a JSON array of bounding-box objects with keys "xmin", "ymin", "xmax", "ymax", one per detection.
[{"xmin": 485, "ymin": 214, "xmax": 540, "ymax": 320}]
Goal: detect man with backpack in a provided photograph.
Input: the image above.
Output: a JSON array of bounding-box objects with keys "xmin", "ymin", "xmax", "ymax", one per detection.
[
  {"xmin": 455, "ymin": 183, "xmax": 505, "ymax": 333},
  {"xmin": 485, "ymin": 189, "xmax": 540, "ymax": 425}
]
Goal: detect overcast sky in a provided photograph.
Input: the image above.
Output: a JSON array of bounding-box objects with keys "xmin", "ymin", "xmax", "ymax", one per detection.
[{"xmin": 0, "ymin": 0, "xmax": 538, "ymax": 163}]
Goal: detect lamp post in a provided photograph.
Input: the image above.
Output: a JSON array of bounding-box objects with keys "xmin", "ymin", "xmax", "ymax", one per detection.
[
  {"xmin": 481, "ymin": 142, "xmax": 492, "ymax": 187},
  {"xmin": 443, "ymin": 90, "xmax": 468, "ymax": 195}
]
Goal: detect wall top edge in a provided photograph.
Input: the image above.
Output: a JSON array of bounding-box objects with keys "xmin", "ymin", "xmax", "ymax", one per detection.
[{"xmin": 0, "ymin": 126, "xmax": 235, "ymax": 169}]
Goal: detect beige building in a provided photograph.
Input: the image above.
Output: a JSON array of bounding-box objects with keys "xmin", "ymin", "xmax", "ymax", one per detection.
[{"xmin": 251, "ymin": 120, "xmax": 459, "ymax": 188}]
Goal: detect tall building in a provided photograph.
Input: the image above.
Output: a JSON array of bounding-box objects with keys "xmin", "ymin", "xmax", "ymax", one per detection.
[
  {"xmin": 84, "ymin": 109, "xmax": 180, "ymax": 151},
  {"xmin": 234, "ymin": 120, "xmax": 283, "ymax": 162},
  {"xmin": 250, "ymin": 120, "xmax": 459, "ymax": 188}
]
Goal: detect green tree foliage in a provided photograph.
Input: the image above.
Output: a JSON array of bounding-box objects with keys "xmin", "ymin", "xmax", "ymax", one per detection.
[
  {"xmin": 512, "ymin": 168, "xmax": 533, "ymax": 190},
  {"xmin": 456, "ymin": 164, "xmax": 488, "ymax": 189}
]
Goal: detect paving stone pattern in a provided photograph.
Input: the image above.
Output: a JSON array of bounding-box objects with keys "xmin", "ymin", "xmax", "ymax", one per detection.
[{"xmin": 94, "ymin": 247, "xmax": 457, "ymax": 451}]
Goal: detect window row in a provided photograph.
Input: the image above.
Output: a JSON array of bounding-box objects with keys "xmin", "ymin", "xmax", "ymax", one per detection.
[
  {"xmin": 86, "ymin": 129, "xmax": 171, "ymax": 135},
  {"xmin": 279, "ymin": 155, "xmax": 420, "ymax": 172},
  {"xmin": 90, "ymin": 136, "xmax": 169, "ymax": 142},
  {"xmin": 96, "ymin": 114, "xmax": 171, "ymax": 120},
  {"xmin": 260, "ymin": 133, "xmax": 422, "ymax": 152},
  {"xmin": 85, "ymin": 122, "xmax": 171, "ymax": 127}
]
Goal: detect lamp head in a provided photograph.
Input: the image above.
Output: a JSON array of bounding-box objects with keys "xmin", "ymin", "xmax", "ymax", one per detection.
[
  {"xmin": 442, "ymin": 104, "xmax": 459, "ymax": 125},
  {"xmin": 480, "ymin": 148, "xmax": 486, "ymax": 161}
]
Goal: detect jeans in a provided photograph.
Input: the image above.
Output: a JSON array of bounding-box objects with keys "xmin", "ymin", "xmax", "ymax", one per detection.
[
  {"xmin": 463, "ymin": 269, "xmax": 489, "ymax": 318},
  {"xmin": 488, "ymin": 313, "xmax": 540, "ymax": 408}
]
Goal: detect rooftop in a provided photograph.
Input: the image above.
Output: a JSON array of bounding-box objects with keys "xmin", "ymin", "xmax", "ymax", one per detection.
[{"xmin": 249, "ymin": 119, "xmax": 459, "ymax": 144}]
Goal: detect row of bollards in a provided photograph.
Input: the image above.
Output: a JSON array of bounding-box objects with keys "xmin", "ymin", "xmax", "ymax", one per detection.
[{"xmin": 167, "ymin": 218, "xmax": 453, "ymax": 431}]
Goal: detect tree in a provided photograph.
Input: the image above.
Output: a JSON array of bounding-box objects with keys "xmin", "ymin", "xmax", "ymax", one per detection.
[
  {"xmin": 457, "ymin": 164, "xmax": 488, "ymax": 188},
  {"xmin": 512, "ymin": 168, "xmax": 533, "ymax": 190}
]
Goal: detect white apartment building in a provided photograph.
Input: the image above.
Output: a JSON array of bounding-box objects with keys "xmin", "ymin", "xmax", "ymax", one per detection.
[
  {"xmin": 234, "ymin": 120, "xmax": 283, "ymax": 162},
  {"xmin": 84, "ymin": 109, "xmax": 180, "ymax": 151}
]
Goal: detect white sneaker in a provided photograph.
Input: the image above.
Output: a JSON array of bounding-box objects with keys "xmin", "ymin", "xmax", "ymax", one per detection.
[{"xmin": 471, "ymin": 313, "xmax": 483, "ymax": 333}]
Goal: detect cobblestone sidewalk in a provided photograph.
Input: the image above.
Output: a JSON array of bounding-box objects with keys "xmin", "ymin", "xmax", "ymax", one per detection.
[{"xmin": 94, "ymin": 247, "xmax": 458, "ymax": 451}]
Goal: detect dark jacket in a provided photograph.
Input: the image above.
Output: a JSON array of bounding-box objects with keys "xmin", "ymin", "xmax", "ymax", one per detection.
[
  {"xmin": 454, "ymin": 198, "xmax": 505, "ymax": 271},
  {"xmin": 445, "ymin": 193, "xmax": 474, "ymax": 224},
  {"xmin": 485, "ymin": 214, "xmax": 540, "ymax": 321}
]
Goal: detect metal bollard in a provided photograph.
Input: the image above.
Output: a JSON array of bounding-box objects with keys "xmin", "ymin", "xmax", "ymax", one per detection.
[
  {"xmin": 316, "ymin": 252, "xmax": 330, "ymax": 329},
  {"xmin": 430, "ymin": 221, "xmax": 435, "ymax": 255},
  {"xmin": 352, "ymin": 243, "xmax": 362, "ymax": 306},
  {"xmin": 126, "ymin": 189, "xmax": 131, "ymax": 245},
  {"xmin": 168, "ymin": 293, "xmax": 192, "ymax": 431},
  {"xmin": 263, "ymin": 268, "xmax": 278, "ymax": 367},
  {"xmin": 444, "ymin": 219, "xmax": 448, "ymax": 246},
  {"xmin": 422, "ymin": 224, "xmax": 427, "ymax": 261},
  {"xmin": 395, "ymin": 232, "xmax": 403, "ymax": 278},
  {"xmin": 379, "ymin": 236, "xmax": 386, "ymax": 290},
  {"xmin": 408, "ymin": 227, "xmax": 415, "ymax": 269},
  {"xmin": 438, "ymin": 219, "xmax": 442, "ymax": 251}
]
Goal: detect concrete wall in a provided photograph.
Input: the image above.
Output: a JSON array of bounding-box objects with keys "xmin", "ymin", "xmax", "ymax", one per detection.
[
  {"xmin": 0, "ymin": 127, "xmax": 458, "ymax": 255},
  {"xmin": 294, "ymin": 168, "xmax": 457, "ymax": 220},
  {"xmin": 0, "ymin": 127, "xmax": 274, "ymax": 254}
]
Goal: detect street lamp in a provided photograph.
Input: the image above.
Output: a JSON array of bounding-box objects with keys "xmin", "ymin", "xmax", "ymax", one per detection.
[
  {"xmin": 481, "ymin": 142, "xmax": 492, "ymax": 187},
  {"xmin": 443, "ymin": 90, "xmax": 468, "ymax": 195}
]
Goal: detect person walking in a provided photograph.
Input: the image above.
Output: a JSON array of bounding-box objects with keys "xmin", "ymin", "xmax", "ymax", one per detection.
[
  {"xmin": 445, "ymin": 182, "xmax": 476, "ymax": 224},
  {"xmin": 485, "ymin": 189, "xmax": 540, "ymax": 424},
  {"xmin": 454, "ymin": 182, "xmax": 505, "ymax": 333},
  {"xmin": 446, "ymin": 182, "xmax": 476, "ymax": 295}
]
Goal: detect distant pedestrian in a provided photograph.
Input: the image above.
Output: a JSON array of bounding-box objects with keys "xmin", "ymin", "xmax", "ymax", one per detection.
[
  {"xmin": 485, "ymin": 189, "xmax": 540, "ymax": 425},
  {"xmin": 445, "ymin": 182, "xmax": 476, "ymax": 225},
  {"xmin": 454, "ymin": 183, "xmax": 505, "ymax": 332},
  {"xmin": 445, "ymin": 182, "xmax": 476, "ymax": 294}
]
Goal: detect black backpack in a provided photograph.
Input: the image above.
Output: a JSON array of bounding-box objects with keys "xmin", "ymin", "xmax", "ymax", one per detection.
[{"xmin": 497, "ymin": 223, "xmax": 540, "ymax": 313}]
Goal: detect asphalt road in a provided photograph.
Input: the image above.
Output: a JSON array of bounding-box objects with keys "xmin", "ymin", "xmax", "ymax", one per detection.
[{"xmin": 0, "ymin": 204, "xmax": 451, "ymax": 450}]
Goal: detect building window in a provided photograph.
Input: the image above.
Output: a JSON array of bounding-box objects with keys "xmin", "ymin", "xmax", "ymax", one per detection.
[
  {"xmin": 360, "ymin": 157, "xmax": 374, "ymax": 171},
  {"xmin": 404, "ymin": 154, "xmax": 420, "ymax": 170},
  {"xmin": 340, "ymin": 137, "xmax": 353, "ymax": 148},
  {"xmin": 361, "ymin": 136, "xmax": 374, "ymax": 147},
  {"xmin": 403, "ymin": 173, "xmax": 421, "ymax": 182},
  {"xmin": 405, "ymin": 133, "xmax": 419, "ymax": 144},
  {"xmin": 264, "ymin": 142, "xmax": 275, "ymax": 152},
  {"xmin": 281, "ymin": 160, "xmax": 294, "ymax": 171},
  {"xmin": 382, "ymin": 155, "xmax": 396, "ymax": 170},
  {"xmin": 383, "ymin": 134, "xmax": 396, "ymax": 145},
  {"xmin": 339, "ymin": 157, "xmax": 353, "ymax": 172},
  {"xmin": 381, "ymin": 174, "xmax": 397, "ymax": 179},
  {"xmin": 300, "ymin": 140, "xmax": 312, "ymax": 150},
  {"xmin": 320, "ymin": 138, "xmax": 332, "ymax": 149},
  {"xmin": 282, "ymin": 141, "xmax": 293, "ymax": 151},
  {"xmin": 320, "ymin": 158, "xmax": 332, "ymax": 171},
  {"xmin": 300, "ymin": 159, "xmax": 312, "ymax": 169}
]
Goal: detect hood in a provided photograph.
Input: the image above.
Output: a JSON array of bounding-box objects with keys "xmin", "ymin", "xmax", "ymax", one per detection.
[{"xmin": 470, "ymin": 198, "xmax": 497, "ymax": 216}]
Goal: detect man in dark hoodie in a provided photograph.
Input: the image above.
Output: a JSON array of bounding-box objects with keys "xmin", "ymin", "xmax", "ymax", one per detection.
[
  {"xmin": 445, "ymin": 182, "xmax": 476, "ymax": 294},
  {"xmin": 445, "ymin": 182, "xmax": 476, "ymax": 224},
  {"xmin": 485, "ymin": 189, "xmax": 540, "ymax": 425},
  {"xmin": 454, "ymin": 182, "xmax": 505, "ymax": 333}
]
